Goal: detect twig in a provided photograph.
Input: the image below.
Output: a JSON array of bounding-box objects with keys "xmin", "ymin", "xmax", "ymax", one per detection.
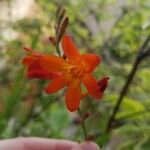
[
  {"xmin": 106, "ymin": 35, "xmax": 150, "ymax": 133},
  {"xmin": 77, "ymin": 108, "xmax": 87, "ymax": 140}
]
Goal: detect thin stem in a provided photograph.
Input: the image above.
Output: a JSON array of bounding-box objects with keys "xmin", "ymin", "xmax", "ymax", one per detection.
[
  {"xmin": 106, "ymin": 58, "xmax": 140, "ymax": 132},
  {"xmin": 56, "ymin": 44, "xmax": 61, "ymax": 57},
  {"xmin": 78, "ymin": 108, "xmax": 87, "ymax": 140}
]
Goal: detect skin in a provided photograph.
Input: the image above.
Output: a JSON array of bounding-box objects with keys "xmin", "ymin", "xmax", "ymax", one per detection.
[{"xmin": 0, "ymin": 137, "xmax": 100, "ymax": 150}]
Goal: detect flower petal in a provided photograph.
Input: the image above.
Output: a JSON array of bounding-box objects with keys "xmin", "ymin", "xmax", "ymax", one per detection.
[
  {"xmin": 61, "ymin": 35, "xmax": 80, "ymax": 61},
  {"xmin": 22, "ymin": 54, "xmax": 59, "ymax": 79},
  {"xmin": 22, "ymin": 51, "xmax": 45, "ymax": 66},
  {"xmin": 45, "ymin": 73, "xmax": 71, "ymax": 94},
  {"xmin": 40, "ymin": 54, "xmax": 69, "ymax": 73},
  {"xmin": 83, "ymin": 74, "xmax": 102, "ymax": 99},
  {"xmin": 22, "ymin": 55, "xmax": 38, "ymax": 66},
  {"xmin": 65, "ymin": 79, "xmax": 81, "ymax": 112},
  {"xmin": 81, "ymin": 54, "xmax": 100, "ymax": 73},
  {"xmin": 23, "ymin": 47, "xmax": 33, "ymax": 52},
  {"xmin": 27, "ymin": 66, "xmax": 60, "ymax": 79}
]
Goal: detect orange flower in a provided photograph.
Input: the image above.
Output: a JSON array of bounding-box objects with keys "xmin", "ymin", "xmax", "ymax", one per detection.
[{"xmin": 22, "ymin": 35, "xmax": 108, "ymax": 112}]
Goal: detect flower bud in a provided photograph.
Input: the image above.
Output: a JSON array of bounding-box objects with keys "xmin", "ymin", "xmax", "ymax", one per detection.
[
  {"xmin": 86, "ymin": 134, "xmax": 95, "ymax": 141},
  {"xmin": 83, "ymin": 112, "xmax": 92, "ymax": 119},
  {"xmin": 73, "ymin": 117, "xmax": 83, "ymax": 125},
  {"xmin": 49, "ymin": 36, "xmax": 56, "ymax": 45},
  {"xmin": 98, "ymin": 77, "xmax": 109, "ymax": 92}
]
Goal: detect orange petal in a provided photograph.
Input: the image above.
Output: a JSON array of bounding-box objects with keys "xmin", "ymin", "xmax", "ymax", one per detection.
[
  {"xmin": 81, "ymin": 54, "xmax": 100, "ymax": 73},
  {"xmin": 22, "ymin": 54, "xmax": 60, "ymax": 80},
  {"xmin": 83, "ymin": 74, "xmax": 102, "ymax": 99},
  {"xmin": 40, "ymin": 54, "xmax": 69, "ymax": 73},
  {"xmin": 65, "ymin": 79, "xmax": 81, "ymax": 112},
  {"xmin": 22, "ymin": 52, "xmax": 43, "ymax": 66},
  {"xmin": 27, "ymin": 63, "xmax": 60, "ymax": 79},
  {"xmin": 45, "ymin": 73, "xmax": 71, "ymax": 94},
  {"xmin": 61, "ymin": 35, "xmax": 80, "ymax": 61},
  {"xmin": 22, "ymin": 55, "xmax": 38, "ymax": 66}
]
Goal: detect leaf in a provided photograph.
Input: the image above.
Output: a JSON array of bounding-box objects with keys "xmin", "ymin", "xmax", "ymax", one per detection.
[
  {"xmin": 50, "ymin": 103, "xmax": 69, "ymax": 134},
  {"xmin": 105, "ymin": 94, "xmax": 145, "ymax": 120},
  {"xmin": 4, "ymin": 68, "xmax": 26, "ymax": 119}
]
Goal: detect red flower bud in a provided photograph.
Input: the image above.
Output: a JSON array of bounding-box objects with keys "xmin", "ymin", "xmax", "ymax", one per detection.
[
  {"xmin": 49, "ymin": 36, "xmax": 56, "ymax": 45},
  {"xmin": 73, "ymin": 117, "xmax": 83, "ymax": 125},
  {"xmin": 83, "ymin": 112, "xmax": 92, "ymax": 119},
  {"xmin": 98, "ymin": 77, "xmax": 109, "ymax": 92}
]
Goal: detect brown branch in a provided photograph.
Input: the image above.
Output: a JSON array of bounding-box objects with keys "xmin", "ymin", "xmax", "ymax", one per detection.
[
  {"xmin": 106, "ymin": 35, "xmax": 150, "ymax": 133},
  {"xmin": 138, "ymin": 36, "xmax": 150, "ymax": 54}
]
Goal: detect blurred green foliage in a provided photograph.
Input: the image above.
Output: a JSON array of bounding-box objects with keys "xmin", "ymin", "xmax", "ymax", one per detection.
[{"xmin": 0, "ymin": 0, "xmax": 150, "ymax": 149}]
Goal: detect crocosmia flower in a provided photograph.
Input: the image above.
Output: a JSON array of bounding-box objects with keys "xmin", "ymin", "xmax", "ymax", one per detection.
[{"xmin": 22, "ymin": 35, "xmax": 108, "ymax": 112}]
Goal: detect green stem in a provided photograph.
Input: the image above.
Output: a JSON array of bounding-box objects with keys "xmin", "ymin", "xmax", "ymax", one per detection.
[
  {"xmin": 56, "ymin": 44, "xmax": 61, "ymax": 57},
  {"xmin": 78, "ymin": 108, "xmax": 87, "ymax": 140}
]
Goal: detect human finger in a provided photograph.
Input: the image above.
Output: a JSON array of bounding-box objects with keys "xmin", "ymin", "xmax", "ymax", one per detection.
[
  {"xmin": 0, "ymin": 137, "xmax": 77, "ymax": 150},
  {"xmin": 71, "ymin": 141, "xmax": 100, "ymax": 150}
]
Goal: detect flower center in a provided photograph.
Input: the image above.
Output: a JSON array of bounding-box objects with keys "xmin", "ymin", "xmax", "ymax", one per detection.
[{"xmin": 68, "ymin": 61, "xmax": 85, "ymax": 78}]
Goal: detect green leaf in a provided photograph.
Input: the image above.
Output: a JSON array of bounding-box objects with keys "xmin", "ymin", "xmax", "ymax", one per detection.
[
  {"xmin": 106, "ymin": 94, "xmax": 145, "ymax": 120},
  {"xmin": 50, "ymin": 103, "xmax": 69, "ymax": 136}
]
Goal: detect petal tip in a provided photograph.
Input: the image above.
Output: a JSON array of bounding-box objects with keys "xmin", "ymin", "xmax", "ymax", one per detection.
[
  {"xmin": 23, "ymin": 47, "xmax": 33, "ymax": 52},
  {"xmin": 44, "ymin": 87, "xmax": 51, "ymax": 94},
  {"xmin": 67, "ymin": 106, "xmax": 78, "ymax": 112}
]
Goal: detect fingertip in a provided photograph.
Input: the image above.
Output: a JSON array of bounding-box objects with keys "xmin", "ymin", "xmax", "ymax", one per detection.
[
  {"xmin": 71, "ymin": 145, "xmax": 82, "ymax": 150},
  {"xmin": 71, "ymin": 141, "xmax": 100, "ymax": 150},
  {"xmin": 80, "ymin": 141, "xmax": 100, "ymax": 150}
]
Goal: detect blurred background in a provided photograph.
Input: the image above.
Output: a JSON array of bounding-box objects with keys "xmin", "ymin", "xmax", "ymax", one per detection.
[{"xmin": 0, "ymin": 0, "xmax": 150, "ymax": 149}]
